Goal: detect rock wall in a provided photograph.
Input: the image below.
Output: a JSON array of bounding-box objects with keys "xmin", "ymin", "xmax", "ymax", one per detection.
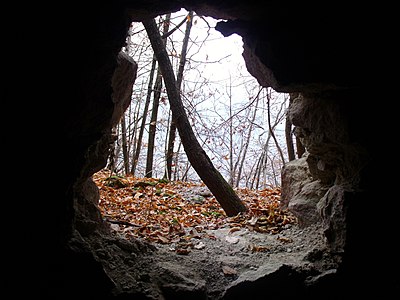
[
  {"xmin": 281, "ymin": 91, "xmax": 369, "ymax": 253},
  {"xmin": 20, "ymin": 0, "xmax": 396, "ymax": 298}
]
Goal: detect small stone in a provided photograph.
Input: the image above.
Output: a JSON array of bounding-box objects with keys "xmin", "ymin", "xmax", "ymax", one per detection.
[{"xmin": 225, "ymin": 236, "xmax": 239, "ymax": 244}]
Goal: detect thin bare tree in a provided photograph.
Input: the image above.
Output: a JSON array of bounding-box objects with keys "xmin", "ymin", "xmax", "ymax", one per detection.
[
  {"xmin": 165, "ymin": 11, "xmax": 194, "ymax": 180},
  {"xmin": 143, "ymin": 17, "xmax": 247, "ymax": 216},
  {"xmin": 120, "ymin": 115, "xmax": 130, "ymax": 174},
  {"xmin": 234, "ymin": 94, "xmax": 261, "ymax": 187},
  {"xmin": 285, "ymin": 99, "xmax": 296, "ymax": 161},
  {"xmin": 249, "ymin": 90, "xmax": 287, "ymax": 189},
  {"xmin": 130, "ymin": 58, "xmax": 157, "ymax": 175},
  {"xmin": 145, "ymin": 14, "xmax": 171, "ymax": 178},
  {"xmin": 267, "ymin": 89, "xmax": 286, "ymax": 166}
]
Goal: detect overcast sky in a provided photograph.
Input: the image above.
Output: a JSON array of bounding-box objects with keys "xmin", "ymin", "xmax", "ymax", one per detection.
[{"xmin": 123, "ymin": 9, "xmax": 288, "ymax": 184}]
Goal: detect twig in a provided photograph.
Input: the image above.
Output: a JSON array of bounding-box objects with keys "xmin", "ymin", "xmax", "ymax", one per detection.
[{"xmin": 104, "ymin": 217, "xmax": 141, "ymax": 227}]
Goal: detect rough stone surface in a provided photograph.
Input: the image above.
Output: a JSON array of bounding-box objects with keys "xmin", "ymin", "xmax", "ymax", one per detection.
[
  {"xmin": 280, "ymin": 154, "xmax": 328, "ymax": 227},
  {"xmin": 18, "ymin": 1, "xmax": 398, "ymax": 298},
  {"xmin": 317, "ymin": 185, "xmax": 349, "ymax": 253},
  {"xmin": 78, "ymin": 221, "xmax": 337, "ymax": 299}
]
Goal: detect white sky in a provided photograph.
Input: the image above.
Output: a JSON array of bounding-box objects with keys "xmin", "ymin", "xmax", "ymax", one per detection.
[
  {"xmin": 123, "ymin": 9, "xmax": 289, "ymax": 185},
  {"xmin": 187, "ymin": 16, "xmax": 245, "ymax": 80}
]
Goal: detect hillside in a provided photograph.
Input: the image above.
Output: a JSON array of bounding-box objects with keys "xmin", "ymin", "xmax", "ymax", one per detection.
[
  {"xmin": 91, "ymin": 170, "xmax": 332, "ymax": 298},
  {"xmin": 93, "ymin": 169, "xmax": 297, "ymax": 247}
]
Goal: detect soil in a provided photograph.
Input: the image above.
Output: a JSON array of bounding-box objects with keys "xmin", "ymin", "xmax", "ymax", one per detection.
[
  {"xmin": 97, "ymin": 220, "xmax": 337, "ymax": 299},
  {"xmin": 90, "ymin": 173, "xmax": 339, "ymax": 298}
]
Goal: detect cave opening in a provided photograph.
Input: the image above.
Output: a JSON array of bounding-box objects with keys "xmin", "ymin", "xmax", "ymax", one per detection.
[
  {"xmin": 106, "ymin": 8, "xmax": 290, "ymax": 185},
  {"xmin": 94, "ymin": 8, "xmax": 302, "ymax": 244},
  {"xmin": 39, "ymin": 2, "xmax": 399, "ymax": 299},
  {"xmin": 95, "ymin": 6, "xmax": 301, "ymax": 246},
  {"xmin": 72, "ymin": 8, "xmax": 338, "ymax": 299}
]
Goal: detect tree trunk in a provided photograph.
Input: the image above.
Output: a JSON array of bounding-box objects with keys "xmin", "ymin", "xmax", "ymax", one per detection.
[
  {"xmin": 143, "ymin": 18, "xmax": 247, "ymax": 216},
  {"xmin": 288, "ymin": 93, "xmax": 306, "ymax": 159},
  {"xmin": 145, "ymin": 66, "xmax": 163, "ymax": 177},
  {"xmin": 285, "ymin": 109, "xmax": 295, "ymax": 162},
  {"xmin": 285, "ymin": 93, "xmax": 296, "ymax": 161},
  {"xmin": 266, "ymin": 89, "xmax": 286, "ymax": 166},
  {"xmin": 145, "ymin": 14, "xmax": 171, "ymax": 178},
  {"xmin": 130, "ymin": 58, "xmax": 157, "ymax": 175},
  {"xmin": 107, "ymin": 127, "xmax": 117, "ymax": 173},
  {"xmin": 165, "ymin": 120, "xmax": 177, "ymax": 180},
  {"xmin": 165, "ymin": 11, "xmax": 194, "ymax": 180},
  {"xmin": 296, "ymin": 136, "xmax": 306, "ymax": 158},
  {"xmin": 120, "ymin": 115, "xmax": 130, "ymax": 174},
  {"xmin": 228, "ymin": 81, "xmax": 234, "ymax": 186},
  {"xmin": 235, "ymin": 96, "xmax": 260, "ymax": 187},
  {"xmin": 292, "ymin": 92, "xmax": 306, "ymax": 158}
]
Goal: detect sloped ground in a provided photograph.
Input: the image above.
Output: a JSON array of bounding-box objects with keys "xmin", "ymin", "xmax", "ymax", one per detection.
[{"xmin": 90, "ymin": 171, "xmax": 339, "ymax": 299}]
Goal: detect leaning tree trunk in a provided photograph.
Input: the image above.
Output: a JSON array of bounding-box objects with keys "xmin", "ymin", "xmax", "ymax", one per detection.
[{"xmin": 143, "ymin": 18, "xmax": 247, "ymax": 216}]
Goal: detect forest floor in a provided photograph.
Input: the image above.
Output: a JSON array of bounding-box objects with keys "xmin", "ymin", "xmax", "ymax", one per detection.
[{"xmin": 92, "ymin": 170, "xmax": 332, "ymax": 298}]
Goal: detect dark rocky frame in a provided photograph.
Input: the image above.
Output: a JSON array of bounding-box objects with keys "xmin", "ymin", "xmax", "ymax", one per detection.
[{"xmin": 12, "ymin": 1, "xmax": 397, "ymax": 298}]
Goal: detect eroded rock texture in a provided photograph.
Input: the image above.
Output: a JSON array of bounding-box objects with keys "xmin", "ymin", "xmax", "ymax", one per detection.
[{"xmin": 22, "ymin": 1, "xmax": 397, "ymax": 299}]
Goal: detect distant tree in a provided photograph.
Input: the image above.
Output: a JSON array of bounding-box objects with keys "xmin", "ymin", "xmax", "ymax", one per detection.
[
  {"xmin": 130, "ymin": 58, "xmax": 157, "ymax": 176},
  {"xmin": 285, "ymin": 96, "xmax": 296, "ymax": 161},
  {"xmin": 143, "ymin": 17, "xmax": 247, "ymax": 216},
  {"xmin": 249, "ymin": 90, "xmax": 287, "ymax": 189},
  {"xmin": 145, "ymin": 13, "xmax": 171, "ymax": 178},
  {"xmin": 267, "ymin": 89, "xmax": 286, "ymax": 166},
  {"xmin": 165, "ymin": 11, "xmax": 194, "ymax": 180},
  {"xmin": 120, "ymin": 114, "xmax": 130, "ymax": 174},
  {"xmin": 296, "ymin": 131, "xmax": 306, "ymax": 158},
  {"xmin": 106, "ymin": 10, "xmax": 289, "ymax": 188},
  {"xmin": 291, "ymin": 93, "xmax": 306, "ymax": 158},
  {"xmin": 145, "ymin": 66, "xmax": 163, "ymax": 177},
  {"xmin": 106, "ymin": 126, "xmax": 118, "ymax": 173},
  {"xmin": 285, "ymin": 92, "xmax": 305, "ymax": 161},
  {"xmin": 122, "ymin": 24, "xmax": 156, "ymax": 175},
  {"xmin": 234, "ymin": 92, "xmax": 260, "ymax": 187}
]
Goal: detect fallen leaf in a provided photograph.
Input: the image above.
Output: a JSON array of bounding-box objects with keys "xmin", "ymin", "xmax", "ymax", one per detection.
[
  {"xmin": 229, "ymin": 227, "xmax": 241, "ymax": 234},
  {"xmin": 92, "ymin": 169, "xmax": 297, "ymax": 245},
  {"xmin": 176, "ymin": 248, "xmax": 190, "ymax": 255},
  {"xmin": 248, "ymin": 244, "xmax": 270, "ymax": 252},
  {"xmin": 157, "ymin": 235, "xmax": 170, "ymax": 244},
  {"xmin": 277, "ymin": 236, "xmax": 293, "ymax": 243}
]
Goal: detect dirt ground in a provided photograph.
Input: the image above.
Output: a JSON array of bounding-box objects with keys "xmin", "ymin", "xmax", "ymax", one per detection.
[
  {"xmin": 91, "ymin": 172, "xmax": 338, "ymax": 298},
  {"xmin": 101, "ymin": 220, "xmax": 336, "ymax": 299}
]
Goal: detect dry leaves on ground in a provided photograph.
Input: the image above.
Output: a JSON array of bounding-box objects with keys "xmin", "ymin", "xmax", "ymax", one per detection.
[{"xmin": 93, "ymin": 170, "xmax": 297, "ymax": 245}]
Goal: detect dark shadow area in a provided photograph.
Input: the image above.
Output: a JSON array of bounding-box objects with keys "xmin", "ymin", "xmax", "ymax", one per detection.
[{"xmin": 9, "ymin": 1, "xmax": 398, "ymax": 299}]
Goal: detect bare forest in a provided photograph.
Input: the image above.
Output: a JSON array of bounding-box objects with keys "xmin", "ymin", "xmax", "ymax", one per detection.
[{"xmin": 105, "ymin": 9, "xmax": 301, "ymax": 191}]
